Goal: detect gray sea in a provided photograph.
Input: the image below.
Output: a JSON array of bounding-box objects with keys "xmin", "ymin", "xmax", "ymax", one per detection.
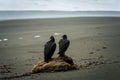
[{"xmin": 0, "ymin": 11, "xmax": 120, "ymax": 21}]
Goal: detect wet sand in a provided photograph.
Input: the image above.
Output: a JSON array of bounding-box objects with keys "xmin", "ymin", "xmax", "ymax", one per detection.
[{"xmin": 0, "ymin": 17, "xmax": 120, "ymax": 80}]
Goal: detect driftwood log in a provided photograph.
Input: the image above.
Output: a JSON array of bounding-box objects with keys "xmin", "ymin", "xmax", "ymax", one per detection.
[{"xmin": 32, "ymin": 56, "xmax": 78, "ymax": 73}]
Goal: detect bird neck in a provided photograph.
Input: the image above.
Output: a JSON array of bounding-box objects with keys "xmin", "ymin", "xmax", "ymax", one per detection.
[
  {"xmin": 63, "ymin": 38, "xmax": 67, "ymax": 40},
  {"xmin": 50, "ymin": 39, "xmax": 55, "ymax": 42}
]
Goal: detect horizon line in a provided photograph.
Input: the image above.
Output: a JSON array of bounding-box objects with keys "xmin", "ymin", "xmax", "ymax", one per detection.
[{"xmin": 0, "ymin": 10, "xmax": 120, "ymax": 12}]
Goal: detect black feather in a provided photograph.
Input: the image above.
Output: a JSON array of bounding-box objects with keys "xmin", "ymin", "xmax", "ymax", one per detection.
[
  {"xmin": 44, "ymin": 36, "xmax": 56, "ymax": 62},
  {"xmin": 58, "ymin": 35, "xmax": 70, "ymax": 56}
]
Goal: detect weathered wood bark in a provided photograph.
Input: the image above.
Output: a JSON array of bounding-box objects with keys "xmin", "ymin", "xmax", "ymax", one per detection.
[{"xmin": 32, "ymin": 56, "xmax": 78, "ymax": 73}]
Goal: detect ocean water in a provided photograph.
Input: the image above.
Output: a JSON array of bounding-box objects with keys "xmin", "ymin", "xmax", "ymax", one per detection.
[{"xmin": 0, "ymin": 11, "xmax": 120, "ymax": 21}]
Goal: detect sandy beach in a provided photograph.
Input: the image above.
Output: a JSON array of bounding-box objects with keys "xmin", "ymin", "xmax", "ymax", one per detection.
[{"xmin": 0, "ymin": 17, "xmax": 120, "ymax": 80}]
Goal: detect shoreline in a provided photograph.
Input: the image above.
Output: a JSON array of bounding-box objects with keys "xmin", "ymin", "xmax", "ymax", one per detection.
[{"xmin": 1, "ymin": 16, "xmax": 120, "ymax": 22}]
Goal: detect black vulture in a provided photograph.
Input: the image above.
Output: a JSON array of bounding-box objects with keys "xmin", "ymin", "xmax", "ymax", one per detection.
[
  {"xmin": 58, "ymin": 35, "xmax": 70, "ymax": 57},
  {"xmin": 44, "ymin": 36, "xmax": 56, "ymax": 62}
]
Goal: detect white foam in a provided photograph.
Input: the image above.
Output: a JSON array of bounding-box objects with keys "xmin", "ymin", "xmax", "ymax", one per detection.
[
  {"xmin": 34, "ymin": 35, "xmax": 41, "ymax": 38},
  {"xmin": 3, "ymin": 38, "xmax": 8, "ymax": 41},
  {"xmin": 54, "ymin": 33, "xmax": 62, "ymax": 36}
]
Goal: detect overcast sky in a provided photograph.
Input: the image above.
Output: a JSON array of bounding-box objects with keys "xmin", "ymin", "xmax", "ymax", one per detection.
[{"xmin": 0, "ymin": 0, "xmax": 120, "ymax": 11}]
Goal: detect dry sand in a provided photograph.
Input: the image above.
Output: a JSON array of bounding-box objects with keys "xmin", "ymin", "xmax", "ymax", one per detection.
[{"xmin": 0, "ymin": 17, "xmax": 120, "ymax": 80}]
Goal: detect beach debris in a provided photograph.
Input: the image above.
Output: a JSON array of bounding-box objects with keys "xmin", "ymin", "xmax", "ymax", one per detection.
[
  {"xmin": 79, "ymin": 60, "xmax": 105, "ymax": 69},
  {"xmin": 89, "ymin": 52, "xmax": 94, "ymax": 54},
  {"xmin": 98, "ymin": 55, "xmax": 104, "ymax": 59},
  {"xmin": 0, "ymin": 64, "xmax": 33, "ymax": 80},
  {"xmin": 0, "ymin": 72, "xmax": 33, "ymax": 80},
  {"xmin": 0, "ymin": 65, "xmax": 12, "ymax": 73},
  {"xmin": 3, "ymin": 38, "xmax": 8, "ymax": 41},
  {"xmin": 34, "ymin": 35, "xmax": 40, "ymax": 38},
  {"xmin": 54, "ymin": 32, "xmax": 62, "ymax": 36},
  {"xmin": 102, "ymin": 46, "xmax": 107, "ymax": 49},
  {"xmin": 79, "ymin": 55, "xmax": 106, "ymax": 69},
  {"xmin": 32, "ymin": 55, "xmax": 78, "ymax": 73}
]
